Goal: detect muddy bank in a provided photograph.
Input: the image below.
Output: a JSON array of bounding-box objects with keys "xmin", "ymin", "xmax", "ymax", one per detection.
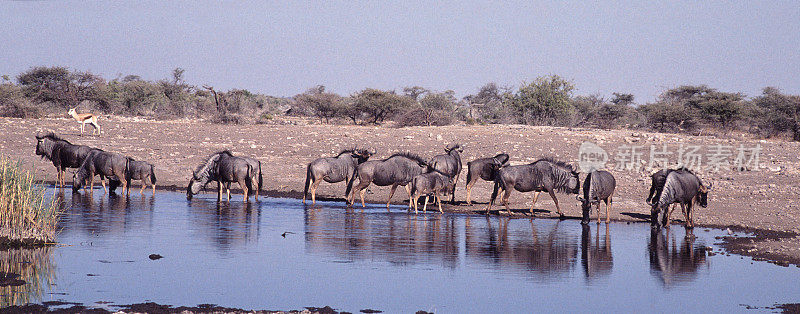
[
  {"xmin": 6, "ymin": 116, "xmax": 800, "ymax": 267},
  {"xmin": 0, "ymin": 302, "xmax": 366, "ymax": 314}
]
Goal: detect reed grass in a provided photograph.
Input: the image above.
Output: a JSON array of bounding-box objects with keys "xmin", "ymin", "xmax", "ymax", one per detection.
[{"xmin": 0, "ymin": 156, "xmax": 61, "ymax": 246}]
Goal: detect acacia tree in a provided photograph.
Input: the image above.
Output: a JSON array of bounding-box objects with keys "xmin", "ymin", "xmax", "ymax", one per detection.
[
  {"xmin": 507, "ymin": 75, "xmax": 575, "ymax": 125},
  {"xmin": 295, "ymin": 85, "xmax": 344, "ymax": 123},
  {"xmin": 751, "ymin": 87, "xmax": 800, "ymax": 140},
  {"xmin": 17, "ymin": 66, "xmax": 106, "ymax": 108},
  {"xmin": 350, "ymin": 88, "xmax": 413, "ymax": 125}
]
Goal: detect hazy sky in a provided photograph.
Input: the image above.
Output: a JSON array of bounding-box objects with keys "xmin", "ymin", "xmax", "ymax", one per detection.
[{"xmin": 2, "ymin": 1, "xmax": 799, "ymax": 102}]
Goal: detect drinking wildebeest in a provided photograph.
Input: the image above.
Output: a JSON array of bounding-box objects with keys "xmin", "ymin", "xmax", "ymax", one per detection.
[
  {"xmin": 486, "ymin": 157, "xmax": 580, "ymax": 216},
  {"xmin": 186, "ymin": 151, "xmax": 260, "ymax": 202},
  {"xmin": 239, "ymin": 156, "xmax": 262, "ymax": 201},
  {"xmin": 303, "ymin": 148, "xmax": 374, "ymax": 205},
  {"xmin": 651, "ymin": 169, "xmax": 711, "ymax": 229},
  {"xmin": 428, "ymin": 143, "xmax": 463, "ymax": 204},
  {"xmin": 346, "ymin": 152, "xmax": 429, "ymax": 209},
  {"xmin": 409, "ymin": 170, "xmax": 454, "ymax": 213},
  {"xmin": 465, "ymin": 153, "xmax": 509, "ymax": 205},
  {"xmin": 34, "ymin": 132, "xmax": 94, "ymax": 188},
  {"xmin": 577, "ymin": 170, "xmax": 616, "ymax": 224},
  {"xmin": 128, "ymin": 159, "xmax": 157, "ymax": 195},
  {"xmin": 72, "ymin": 149, "xmax": 131, "ymax": 195}
]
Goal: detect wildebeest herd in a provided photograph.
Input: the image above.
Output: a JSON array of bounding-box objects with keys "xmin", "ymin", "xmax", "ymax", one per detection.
[{"xmin": 34, "ymin": 132, "xmax": 712, "ymax": 229}]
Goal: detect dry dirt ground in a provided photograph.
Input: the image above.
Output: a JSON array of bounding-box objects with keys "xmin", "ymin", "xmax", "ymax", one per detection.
[{"xmin": 3, "ymin": 116, "xmax": 800, "ymax": 266}]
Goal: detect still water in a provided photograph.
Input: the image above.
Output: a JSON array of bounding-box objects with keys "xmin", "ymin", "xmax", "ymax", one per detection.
[{"xmin": 2, "ymin": 189, "xmax": 799, "ymax": 313}]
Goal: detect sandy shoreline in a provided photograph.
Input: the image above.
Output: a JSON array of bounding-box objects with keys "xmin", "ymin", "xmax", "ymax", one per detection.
[{"xmin": 6, "ymin": 116, "xmax": 800, "ymax": 266}]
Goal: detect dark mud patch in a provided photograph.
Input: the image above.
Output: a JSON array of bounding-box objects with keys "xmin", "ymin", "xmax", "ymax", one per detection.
[
  {"xmin": 0, "ymin": 272, "xmax": 25, "ymax": 287},
  {"xmin": 0, "ymin": 236, "xmax": 50, "ymax": 250},
  {"xmin": 710, "ymin": 224, "xmax": 800, "ymax": 268}
]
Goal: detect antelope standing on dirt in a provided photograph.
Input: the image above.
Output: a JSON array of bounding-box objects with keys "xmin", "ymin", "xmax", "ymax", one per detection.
[{"xmin": 68, "ymin": 107, "xmax": 100, "ymax": 136}]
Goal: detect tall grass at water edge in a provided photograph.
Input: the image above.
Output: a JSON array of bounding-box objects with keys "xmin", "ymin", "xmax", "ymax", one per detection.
[{"xmin": 0, "ymin": 156, "xmax": 61, "ymax": 246}]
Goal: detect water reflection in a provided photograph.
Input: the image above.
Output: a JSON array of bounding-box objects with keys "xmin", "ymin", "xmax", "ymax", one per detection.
[
  {"xmin": 0, "ymin": 247, "xmax": 56, "ymax": 307},
  {"xmin": 648, "ymin": 228, "xmax": 708, "ymax": 286},
  {"xmin": 59, "ymin": 190, "xmax": 156, "ymax": 236},
  {"xmin": 464, "ymin": 218, "xmax": 578, "ymax": 279},
  {"xmin": 304, "ymin": 208, "xmax": 459, "ymax": 267},
  {"xmin": 305, "ymin": 209, "xmax": 581, "ymax": 278},
  {"xmin": 187, "ymin": 198, "xmax": 261, "ymax": 252},
  {"xmin": 581, "ymin": 224, "xmax": 613, "ymax": 281}
]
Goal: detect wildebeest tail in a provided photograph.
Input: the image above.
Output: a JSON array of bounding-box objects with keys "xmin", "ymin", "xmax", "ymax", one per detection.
[
  {"xmin": 465, "ymin": 162, "xmax": 472, "ymax": 188},
  {"xmin": 245, "ymin": 163, "xmax": 255, "ymax": 192},
  {"xmin": 304, "ymin": 163, "xmax": 312, "ymax": 200},
  {"xmin": 489, "ymin": 177, "xmax": 502, "ymax": 206},
  {"xmin": 257, "ymin": 161, "xmax": 263, "ymax": 192},
  {"xmin": 150, "ymin": 164, "xmax": 157, "ymax": 185},
  {"xmin": 125, "ymin": 157, "xmax": 132, "ymax": 185}
]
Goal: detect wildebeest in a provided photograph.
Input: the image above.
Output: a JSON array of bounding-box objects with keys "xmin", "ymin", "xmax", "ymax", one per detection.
[
  {"xmin": 186, "ymin": 151, "xmax": 261, "ymax": 202},
  {"xmin": 651, "ymin": 169, "xmax": 711, "ymax": 228},
  {"xmin": 346, "ymin": 152, "xmax": 429, "ymax": 209},
  {"xmin": 465, "ymin": 153, "xmax": 509, "ymax": 205},
  {"xmin": 240, "ymin": 156, "xmax": 263, "ymax": 201},
  {"xmin": 72, "ymin": 149, "xmax": 131, "ymax": 195},
  {"xmin": 428, "ymin": 144, "xmax": 463, "ymax": 204},
  {"xmin": 303, "ymin": 148, "xmax": 373, "ymax": 205},
  {"xmin": 409, "ymin": 170, "xmax": 454, "ymax": 213},
  {"xmin": 577, "ymin": 170, "xmax": 616, "ymax": 224},
  {"xmin": 128, "ymin": 159, "xmax": 157, "ymax": 195},
  {"xmin": 486, "ymin": 157, "xmax": 580, "ymax": 216},
  {"xmin": 34, "ymin": 133, "xmax": 94, "ymax": 188}
]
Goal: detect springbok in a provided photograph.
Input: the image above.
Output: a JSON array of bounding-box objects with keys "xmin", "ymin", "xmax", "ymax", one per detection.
[{"xmin": 68, "ymin": 107, "xmax": 100, "ymax": 136}]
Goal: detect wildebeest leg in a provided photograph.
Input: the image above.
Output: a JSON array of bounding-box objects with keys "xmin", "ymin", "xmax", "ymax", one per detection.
[
  {"xmin": 217, "ymin": 181, "xmax": 223, "ymax": 202},
  {"xmin": 359, "ymin": 190, "xmax": 366, "ymax": 208},
  {"xmin": 596, "ymin": 202, "xmax": 601, "ymax": 224},
  {"xmin": 349, "ymin": 179, "xmax": 370, "ymax": 208},
  {"xmin": 529, "ymin": 191, "xmax": 541, "ymax": 214},
  {"xmin": 101, "ymin": 177, "xmax": 108, "ymax": 194},
  {"xmin": 465, "ymin": 178, "xmax": 475, "ymax": 205},
  {"xmin": 386, "ymin": 184, "xmax": 399, "ymax": 210},
  {"xmin": 239, "ymin": 179, "xmax": 249, "ymax": 202},
  {"xmin": 684, "ymin": 202, "xmax": 694, "ymax": 229},
  {"xmin": 450, "ymin": 173, "xmax": 459, "ymax": 204},
  {"xmin": 141, "ymin": 180, "xmax": 146, "ymax": 195},
  {"xmin": 404, "ymin": 185, "xmax": 412, "ymax": 209},
  {"xmin": 548, "ymin": 190, "xmax": 564, "ymax": 218},
  {"xmin": 412, "ymin": 194, "xmax": 418, "ymax": 214},
  {"xmin": 502, "ymin": 189, "xmax": 512, "ymax": 215},
  {"xmin": 436, "ymin": 192, "xmax": 443, "ymax": 213},
  {"xmin": 310, "ymin": 178, "xmax": 322, "ymax": 205},
  {"xmin": 605, "ymin": 196, "xmax": 612, "ymax": 224},
  {"xmin": 422, "ymin": 195, "xmax": 429, "ymax": 213},
  {"xmin": 225, "ymin": 182, "xmax": 232, "ymax": 201}
]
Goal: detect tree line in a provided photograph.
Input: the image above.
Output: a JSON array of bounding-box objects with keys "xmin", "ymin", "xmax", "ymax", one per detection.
[{"xmin": 1, "ymin": 66, "xmax": 799, "ymax": 140}]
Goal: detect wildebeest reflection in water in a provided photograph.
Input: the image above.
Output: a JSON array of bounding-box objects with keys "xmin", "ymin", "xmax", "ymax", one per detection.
[
  {"xmin": 186, "ymin": 198, "xmax": 261, "ymax": 252},
  {"xmin": 581, "ymin": 224, "xmax": 613, "ymax": 280},
  {"xmin": 304, "ymin": 208, "xmax": 459, "ymax": 267},
  {"xmin": 464, "ymin": 218, "xmax": 578, "ymax": 278},
  {"xmin": 305, "ymin": 209, "xmax": 579, "ymax": 278},
  {"xmin": 58, "ymin": 190, "xmax": 155, "ymax": 236},
  {"xmin": 648, "ymin": 228, "xmax": 707, "ymax": 286}
]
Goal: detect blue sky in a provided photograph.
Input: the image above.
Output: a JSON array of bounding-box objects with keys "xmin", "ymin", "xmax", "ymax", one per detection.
[{"xmin": 2, "ymin": 1, "xmax": 798, "ymax": 102}]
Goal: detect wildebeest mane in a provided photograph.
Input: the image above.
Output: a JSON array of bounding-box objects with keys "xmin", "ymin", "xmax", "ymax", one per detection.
[
  {"xmin": 39, "ymin": 132, "xmax": 72, "ymax": 145},
  {"xmin": 386, "ymin": 152, "xmax": 427, "ymax": 166},
  {"xmin": 194, "ymin": 151, "xmax": 226, "ymax": 175},
  {"xmin": 535, "ymin": 157, "xmax": 576, "ymax": 172},
  {"xmin": 336, "ymin": 149, "xmax": 357, "ymax": 157}
]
